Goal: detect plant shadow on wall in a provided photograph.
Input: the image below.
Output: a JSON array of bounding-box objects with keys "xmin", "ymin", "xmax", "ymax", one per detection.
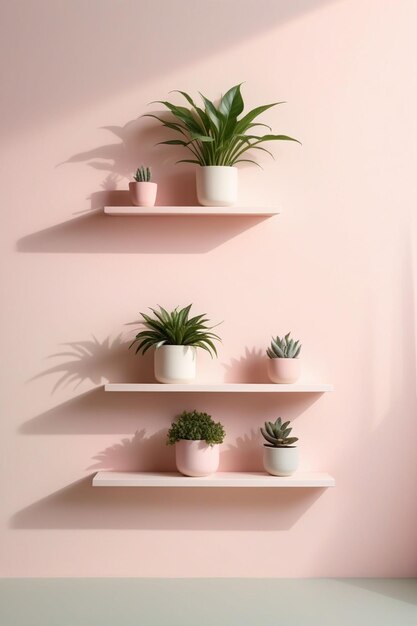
[
  {"xmin": 10, "ymin": 475, "xmax": 327, "ymax": 531},
  {"xmin": 87, "ymin": 429, "xmax": 174, "ymax": 472},
  {"xmin": 223, "ymin": 347, "xmax": 270, "ymax": 383},
  {"xmin": 88, "ymin": 428, "xmax": 262, "ymax": 473},
  {"xmin": 16, "ymin": 116, "xmax": 269, "ymax": 255},
  {"xmin": 29, "ymin": 334, "xmax": 153, "ymax": 393}
]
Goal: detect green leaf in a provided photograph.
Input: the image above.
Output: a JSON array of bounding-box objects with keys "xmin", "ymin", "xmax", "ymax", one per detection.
[
  {"xmin": 285, "ymin": 437, "xmax": 298, "ymax": 446},
  {"xmin": 156, "ymin": 139, "xmax": 188, "ymax": 146},
  {"xmin": 256, "ymin": 134, "xmax": 301, "ymax": 144},
  {"xmin": 199, "ymin": 92, "xmax": 223, "ymax": 132},
  {"xmin": 260, "ymin": 428, "xmax": 279, "ymax": 446},
  {"xmin": 142, "ymin": 113, "xmax": 188, "ymax": 136},
  {"xmin": 233, "ymin": 159, "xmax": 262, "ymax": 168},
  {"xmin": 235, "ymin": 103, "xmax": 284, "ymax": 134},
  {"xmin": 190, "ymin": 133, "xmax": 215, "ymax": 143},
  {"xmin": 219, "ymin": 83, "xmax": 244, "ymax": 119}
]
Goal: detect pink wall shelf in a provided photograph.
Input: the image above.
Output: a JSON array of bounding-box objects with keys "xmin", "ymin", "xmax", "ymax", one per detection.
[
  {"xmin": 92, "ymin": 471, "xmax": 335, "ymax": 488},
  {"xmin": 104, "ymin": 206, "xmax": 280, "ymax": 216},
  {"xmin": 104, "ymin": 383, "xmax": 333, "ymax": 393}
]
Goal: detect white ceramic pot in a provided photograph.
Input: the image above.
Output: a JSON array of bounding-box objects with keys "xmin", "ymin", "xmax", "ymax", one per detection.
[
  {"xmin": 175, "ymin": 439, "xmax": 220, "ymax": 477},
  {"xmin": 154, "ymin": 345, "xmax": 196, "ymax": 383},
  {"xmin": 263, "ymin": 446, "xmax": 299, "ymax": 477},
  {"xmin": 196, "ymin": 166, "xmax": 238, "ymax": 207},
  {"xmin": 267, "ymin": 358, "xmax": 301, "ymax": 384}
]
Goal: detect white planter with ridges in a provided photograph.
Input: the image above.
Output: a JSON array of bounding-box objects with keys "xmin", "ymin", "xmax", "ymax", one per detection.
[
  {"xmin": 263, "ymin": 446, "xmax": 299, "ymax": 477},
  {"xmin": 196, "ymin": 166, "xmax": 238, "ymax": 207},
  {"xmin": 154, "ymin": 345, "xmax": 196, "ymax": 383}
]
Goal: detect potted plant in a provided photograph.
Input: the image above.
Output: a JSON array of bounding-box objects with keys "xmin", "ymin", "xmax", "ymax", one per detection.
[
  {"xmin": 266, "ymin": 333, "xmax": 302, "ymax": 383},
  {"xmin": 167, "ymin": 410, "xmax": 226, "ymax": 476},
  {"xmin": 145, "ymin": 84, "xmax": 300, "ymax": 207},
  {"xmin": 129, "ymin": 304, "xmax": 221, "ymax": 383},
  {"xmin": 260, "ymin": 417, "xmax": 299, "ymax": 477},
  {"xmin": 129, "ymin": 165, "xmax": 157, "ymax": 207}
]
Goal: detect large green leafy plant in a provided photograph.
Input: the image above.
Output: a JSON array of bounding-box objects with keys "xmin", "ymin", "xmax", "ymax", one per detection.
[
  {"xmin": 145, "ymin": 84, "xmax": 300, "ymax": 167},
  {"xmin": 167, "ymin": 410, "xmax": 226, "ymax": 446},
  {"xmin": 129, "ymin": 304, "xmax": 221, "ymax": 357}
]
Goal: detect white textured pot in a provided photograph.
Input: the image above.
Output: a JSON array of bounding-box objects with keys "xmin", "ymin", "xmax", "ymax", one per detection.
[
  {"xmin": 175, "ymin": 440, "xmax": 220, "ymax": 477},
  {"xmin": 196, "ymin": 166, "xmax": 238, "ymax": 207},
  {"xmin": 267, "ymin": 358, "xmax": 301, "ymax": 384},
  {"xmin": 154, "ymin": 345, "xmax": 196, "ymax": 383},
  {"xmin": 263, "ymin": 446, "xmax": 299, "ymax": 477}
]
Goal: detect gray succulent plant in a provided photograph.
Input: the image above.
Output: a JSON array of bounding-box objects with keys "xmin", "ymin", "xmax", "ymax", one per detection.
[
  {"xmin": 266, "ymin": 332, "xmax": 301, "ymax": 359},
  {"xmin": 260, "ymin": 417, "xmax": 298, "ymax": 448}
]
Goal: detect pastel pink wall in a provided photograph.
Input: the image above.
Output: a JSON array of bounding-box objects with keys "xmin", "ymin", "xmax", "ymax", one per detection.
[{"xmin": 1, "ymin": 0, "xmax": 416, "ymax": 577}]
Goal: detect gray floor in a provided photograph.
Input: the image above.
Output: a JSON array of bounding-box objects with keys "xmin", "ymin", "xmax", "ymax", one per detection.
[{"xmin": 1, "ymin": 578, "xmax": 417, "ymax": 626}]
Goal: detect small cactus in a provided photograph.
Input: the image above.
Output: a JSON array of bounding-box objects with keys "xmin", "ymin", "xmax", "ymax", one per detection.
[
  {"xmin": 133, "ymin": 165, "xmax": 152, "ymax": 182},
  {"xmin": 260, "ymin": 417, "xmax": 298, "ymax": 447},
  {"xmin": 266, "ymin": 332, "xmax": 301, "ymax": 359}
]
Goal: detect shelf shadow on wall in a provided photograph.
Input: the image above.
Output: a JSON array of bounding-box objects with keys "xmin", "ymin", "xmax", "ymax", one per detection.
[
  {"xmin": 16, "ymin": 208, "xmax": 268, "ymax": 254},
  {"xmin": 20, "ymin": 388, "xmax": 322, "ymax": 435},
  {"xmin": 10, "ymin": 475, "xmax": 327, "ymax": 531}
]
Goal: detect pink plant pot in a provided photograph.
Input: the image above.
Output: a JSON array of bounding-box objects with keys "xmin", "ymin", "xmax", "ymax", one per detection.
[
  {"xmin": 267, "ymin": 358, "xmax": 301, "ymax": 384},
  {"xmin": 129, "ymin": 182, "xmax": 157, "ymax": 207},
  {"xmin": 175, "ymin": 440, "xmax": 220, "ymax": 477}
]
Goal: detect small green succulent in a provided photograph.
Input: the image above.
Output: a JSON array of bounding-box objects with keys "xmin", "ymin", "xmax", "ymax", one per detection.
[
  {"xmin": 260, "ymin": 417, "xmax": 298, "ymax": 448},
  {"xmin": 167, "ymin": 410, "xmax": 226, "ymax": 446},
  {"xmin": 266, "ymin": 332, "xmax": 301, "ymax": 359},
  {"xmin": 133, "ymin": 165, "xmax": 152, "ymax": 182},
  {"xmin": 129, "ymin": 304, "xmax": 221, "ymax": 357}
]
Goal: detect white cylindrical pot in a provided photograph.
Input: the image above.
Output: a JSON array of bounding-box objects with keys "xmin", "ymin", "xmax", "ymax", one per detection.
[
  {"xmin": 154, "ymin": 345, "xmax": 196, "ymax": 383},
  {"xmin": 175, "ymin": 440, "xmax": 220, "ymax": 477},
  {"xmin": 263, "ymin": 446, "xmax": 299, "ymax": 477},
  {"xmin": 196, "ymin": 166, "xmax": 238, "ymax": 207},
  {"xmin": 267, "ymin": 358, "xmax": 301, "ymax": 384}
]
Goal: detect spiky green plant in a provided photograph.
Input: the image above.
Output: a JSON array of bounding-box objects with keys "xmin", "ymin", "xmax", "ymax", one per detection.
[
  {"xmin": 133, "ymin": 165, "xmax": 152, "ymax": 182},
  {"xmin": 266, "ymin": 333, "xmax": 301, "ymax": 359},
  {"xmin": 129, "ymin": 304, "xmax": 221, "ymax": 357},
  {"xmin": 167, "ymin": 410, "xmax": 226, "ymax": 446},
  {"xmin": 144, "ymin": 84, "xmax": 300, "ymax": 167},
  {"xmin": 260, "ymin": 417, "xmax": 298, "ymax": 448}
]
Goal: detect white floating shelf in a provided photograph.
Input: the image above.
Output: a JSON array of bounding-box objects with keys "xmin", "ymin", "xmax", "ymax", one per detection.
[
  {"xmin": 93, "ymin": 471, "xmax": 335, "ymax": 488},
  {"xmin": 104, "ymin": 383, "xmax": 333, "ymax": 393},
  {"xmin": 104, "ymin": 206, "xmax": 279, "ymax": 216}
]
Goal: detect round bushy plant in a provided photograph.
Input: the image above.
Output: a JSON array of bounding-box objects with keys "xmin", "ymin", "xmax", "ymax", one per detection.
[{"xmin": 167, "ymin": 410, "xmax": 225, "ymax": 446}]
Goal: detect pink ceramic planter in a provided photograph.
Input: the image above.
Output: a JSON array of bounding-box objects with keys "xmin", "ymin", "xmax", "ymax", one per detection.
[
  {"xmin": 267, "ymin": 358, "xmax": 301, "ymax": 383},
  {"xmin": 129, "ymin": 181, "xmax": 157, "ymax": 207},
  {"xmin": 175, "ymin": 440, "xmax": 220, "ymax": 477}
]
